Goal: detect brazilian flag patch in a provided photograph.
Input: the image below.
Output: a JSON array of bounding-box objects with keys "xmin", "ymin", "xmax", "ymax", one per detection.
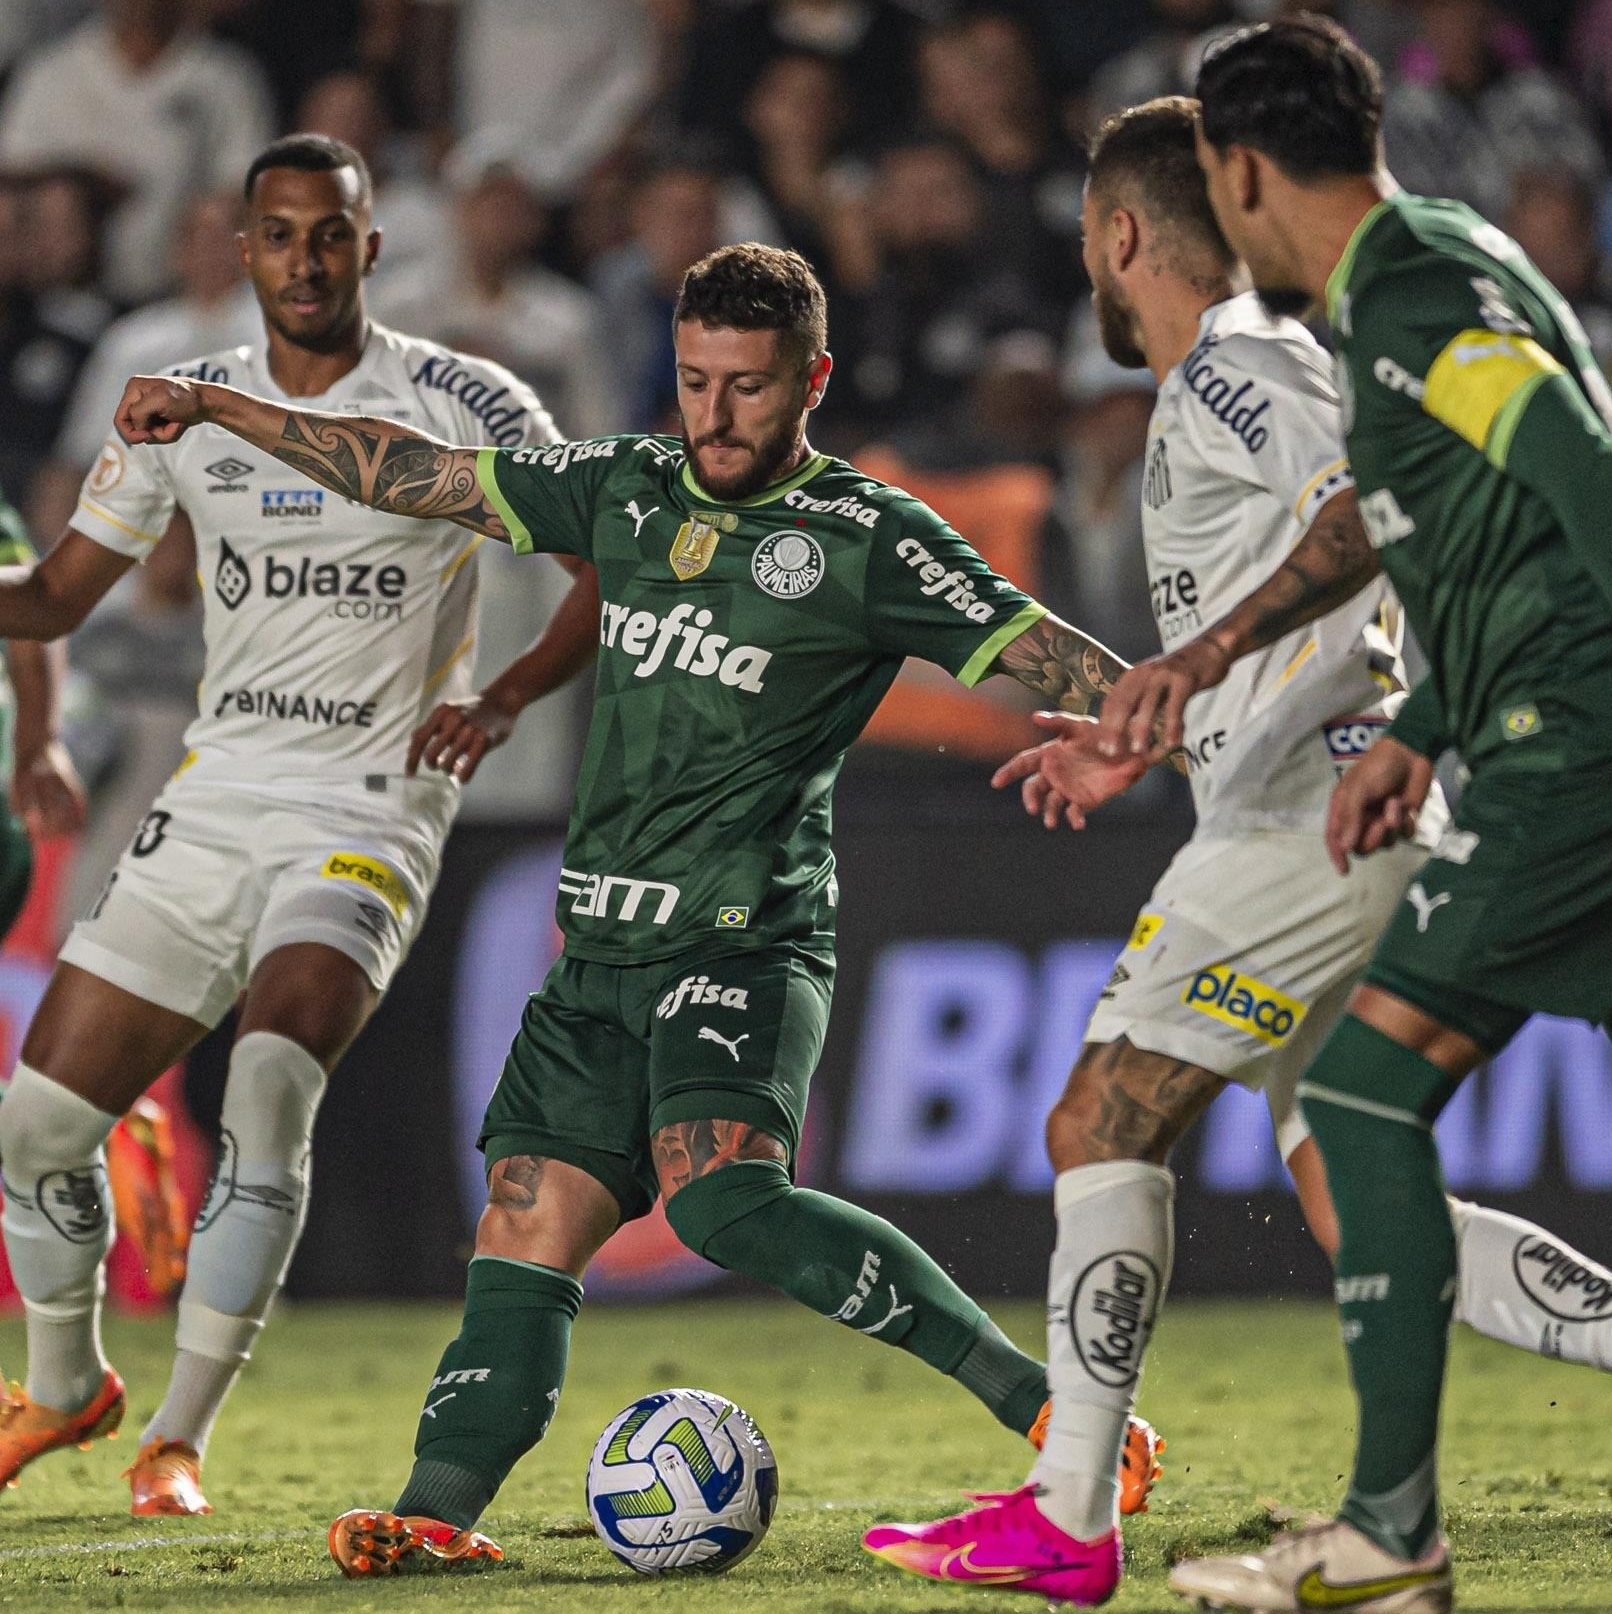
[
  {"xmin": 715, "ymin": 906, "xmax": 750, "ymax": 929},
  {"xmin": 1502, "ymin": 704, "xmax": 1541, "ymax": 741}
]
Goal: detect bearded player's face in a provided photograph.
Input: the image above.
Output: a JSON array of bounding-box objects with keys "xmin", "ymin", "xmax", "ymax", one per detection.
[
  {"xmin": 675, "ymin": 323, "xmax": 829, "ymax": 502},
  {"xmin": 242, "ymin": 166, "xmax": 378, "ymax": 352}
]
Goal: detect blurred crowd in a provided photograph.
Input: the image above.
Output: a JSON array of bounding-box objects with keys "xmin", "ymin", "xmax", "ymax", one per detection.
[{"xmin": 2, "ymin": 0, "xmax": 1610, "ymax": 820}]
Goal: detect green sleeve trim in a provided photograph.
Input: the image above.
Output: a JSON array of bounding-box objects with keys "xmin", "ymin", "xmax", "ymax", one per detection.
[
  {"xmin": 1486, "ymin": 369, "xmax": 1553, "ymax": 469},
  {"xmin": 476, "ymin": 447, "xmax": 532, "ymax": 554},
  {"xmin": 956, "ymin": 601, "xmax": 1047, "ymax": 689},
  {"xmin": 0, "ymin": 539, "xmax": 33, "ymax": 567}
]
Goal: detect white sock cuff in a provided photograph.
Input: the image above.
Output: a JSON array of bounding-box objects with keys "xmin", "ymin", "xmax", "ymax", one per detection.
[
  {"xmin": 1053, "ymin": 1160, "xmax": 1174, "ymax": 1218},
  {"xmin": 176, "ymin": 1299, "xmax": 264, "ymax": 1364}
]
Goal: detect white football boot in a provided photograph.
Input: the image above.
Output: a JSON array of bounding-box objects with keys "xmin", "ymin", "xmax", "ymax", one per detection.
[{"xmin": 1169, "ymin": 1517, "xmax": 1452, "ymax": 1612}]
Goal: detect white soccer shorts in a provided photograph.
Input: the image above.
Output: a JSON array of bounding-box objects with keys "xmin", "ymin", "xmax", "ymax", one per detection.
[
  {"xmin": 1084, "ymin": 830, "xmax": 1429, "ymax": 1159},
  {"xmin": 61, "ymin": 773, "xmax": 455, "ymax": 1027}
]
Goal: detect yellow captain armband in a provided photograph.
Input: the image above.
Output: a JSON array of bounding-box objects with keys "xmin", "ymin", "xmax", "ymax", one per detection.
[{"xmin": 1421, "ymin": 328, "xmax": 1564, "ymax": 466}]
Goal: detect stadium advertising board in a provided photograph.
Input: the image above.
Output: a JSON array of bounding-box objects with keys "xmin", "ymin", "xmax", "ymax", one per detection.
[{"xmin": 278, "ymin": 767, "xmax": 1612, "ymax": 1302}]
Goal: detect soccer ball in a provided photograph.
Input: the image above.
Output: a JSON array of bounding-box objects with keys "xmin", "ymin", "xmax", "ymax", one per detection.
[{"xmin": 585, "ymin": 1387, "xmax": 779, "ymax": 1575}]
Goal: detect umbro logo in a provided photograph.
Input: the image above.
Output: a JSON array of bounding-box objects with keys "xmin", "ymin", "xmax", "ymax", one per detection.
[{"xmin": 205, "ymin": 456, "xmax": 253, "ymax": 492}]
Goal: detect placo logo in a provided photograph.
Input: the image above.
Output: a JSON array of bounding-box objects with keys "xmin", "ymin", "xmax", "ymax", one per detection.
[{"xmin": 1182, "ymin": 966, "xmax": 1306, "ymax": 1046}]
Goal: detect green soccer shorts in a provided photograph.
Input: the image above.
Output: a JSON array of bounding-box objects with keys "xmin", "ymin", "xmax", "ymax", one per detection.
[
  {"xmin": 0, "ymin": 810, "xmax": 32, "ymax": 941},
  {"xmin": 478, "ymin": 943, "xmax": 835, "ymax": 1221},
  {"xmin": 1365, "ymin": 767, "xmax": 1612, "ymax": 1050}
]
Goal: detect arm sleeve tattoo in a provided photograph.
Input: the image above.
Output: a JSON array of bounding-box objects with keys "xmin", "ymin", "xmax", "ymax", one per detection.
[{"xmin": 992, "ymin": 614, "xmax": 1129, "ymax": 717}]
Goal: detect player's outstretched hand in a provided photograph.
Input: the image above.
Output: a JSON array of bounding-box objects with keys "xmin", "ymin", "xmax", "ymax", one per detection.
[
  {"xmin": 992, "ymin": 711, "xmax": 1152, "ymax": 830},
  {"xmin": 1324, "ymin": 735, "xmax": 1433, "ymax": 874},
  {"xmin": 11, "ymin": 739, "xmax": 87, "ymax": 840},
  {"xmin": 115, "ymin": 375, "xmax": 209, "ymax": 445},
  {"xmin": 407, "ymin": 693, "xmax": 519, "ymax": 783},
  {"xmin": 1095, "ymin": 636, "xmax": 1232, "ymax": 760}
]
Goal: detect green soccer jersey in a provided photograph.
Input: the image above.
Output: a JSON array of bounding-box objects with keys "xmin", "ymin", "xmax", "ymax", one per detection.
[
  {"xmin": 476, "ymin": 435, "xmax": 1044, "ymax": 964},
  {"xmin": 0, "ymin": 484, "xmax": 32, "ymax": 783},
  {"xmin": 1328, "ymin": 190, "xmax": 1612, "ymax": 773}
]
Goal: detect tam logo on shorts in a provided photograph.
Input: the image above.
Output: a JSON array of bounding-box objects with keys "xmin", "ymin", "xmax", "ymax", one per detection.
[
  {"xmin": 321, "ymin": 852, "xmax": 409, "ymax": 917},
  {"xmin": 1182, "ymin": 965, "xmax": 1306, "ymax": 1046}
]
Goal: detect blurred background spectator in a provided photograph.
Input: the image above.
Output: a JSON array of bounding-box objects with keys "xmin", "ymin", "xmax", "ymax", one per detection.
[
  {"xmin": 3, "ymin": 0, "xmax": 1612, "ymax": 827},
  {"xmin": 0, "ymin": 0, "xmax": 275, "ymax": 303}
]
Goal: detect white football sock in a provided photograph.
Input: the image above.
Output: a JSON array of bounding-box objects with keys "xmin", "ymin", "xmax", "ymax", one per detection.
[
  {"xmin": 1450, "ymin": 1197, "xmax": 1612, "ymax": 1371},
  {"xmin": 1030, "ymin": 1160, "xmax": 1173, "ymax": 1540},
  {"xmin": 145, "ymin": 1033, "xmax": 325, "ymax": 1452},
  {"xmin": 0, "ymin": 1063, "xmax": 119, "ymax": 1411}
]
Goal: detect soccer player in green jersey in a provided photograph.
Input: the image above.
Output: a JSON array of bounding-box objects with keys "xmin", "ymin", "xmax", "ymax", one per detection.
[
  {"xmin": 113, "ymin": 243, "xmax": 1166, "ymax": 1574},
  {"xmin": 1078, "ymin": 18, "xmax": 1612, "ymax": 1610}
]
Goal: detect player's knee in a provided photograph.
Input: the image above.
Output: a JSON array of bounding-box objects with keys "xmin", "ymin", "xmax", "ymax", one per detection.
[
  {"xmin": 240, "ymin": 946, "xmax": 377, "ymax": 1069},
  {"xmin": 474, "ymin": 1155, "xmax": 616, "ymax": 1276},
  {"xmin": 663, "ymin": 1158, "xmax": 792, "ymax": 1262},
  {"xmin": 0, "ymin": 1062, "xmax": 116, "ymax": 1174}
]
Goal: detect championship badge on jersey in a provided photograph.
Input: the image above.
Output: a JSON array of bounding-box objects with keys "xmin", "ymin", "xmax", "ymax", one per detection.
[{"xmin": 670, "ymin": 511, "xmax": 737, "ymax": 580}]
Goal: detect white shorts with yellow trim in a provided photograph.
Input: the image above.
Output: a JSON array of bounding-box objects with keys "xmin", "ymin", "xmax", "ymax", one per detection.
[
  {"xmin": 1084, "ymin": 830, "xmax": 1428, "ymax": 1160},
  {"xmin": 61, "ymin": 773, "xmax": 456, "ymax": 1027}
]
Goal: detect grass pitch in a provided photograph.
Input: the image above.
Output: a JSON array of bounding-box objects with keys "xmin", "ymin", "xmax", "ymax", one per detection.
[{"xmin": 0, "ymin": 1297, "xmax": 1605, "ymax": 1612}]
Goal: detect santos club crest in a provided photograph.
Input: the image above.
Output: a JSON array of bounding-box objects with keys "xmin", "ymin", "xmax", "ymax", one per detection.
[{"xmin": 752, "ymin": 530, "xmax": 825, "ymax": 599}]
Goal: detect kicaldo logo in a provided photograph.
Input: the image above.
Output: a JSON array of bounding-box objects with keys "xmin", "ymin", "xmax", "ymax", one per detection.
[
  {"xmin": 321, "ymin": 852, "xmax": 410, "ymax": 917},
  {"xmin": 1182, "ymin": 966, "xmax": 1306, "ymax": 1047}
]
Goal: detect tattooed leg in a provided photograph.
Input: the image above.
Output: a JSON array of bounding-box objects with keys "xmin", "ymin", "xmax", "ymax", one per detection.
[
  {"xmin": 658, "ymin": 1118, "xmax": 1048, "ymax": 1435},
  {"xmin": 1046, "ymin": 1036, "xmax": 1226, "ymax": 1171},
  {"xmin": 392, "ymin": 1152, "xmax": 612, "ymax": 1530},
  {"xmin": 1032, "ymin": 1037, "xmax": 1214, "ymax": 1538}
]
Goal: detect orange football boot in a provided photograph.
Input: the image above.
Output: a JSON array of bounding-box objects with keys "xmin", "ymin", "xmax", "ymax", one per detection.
[
  {"xmin": 328, "ymin": 1509, "xmax": 504, "ymax": 1577},
  {"xmin": 124, "ymin": 1438, "xmax": 212, "ymax": 1515},
  {"xmin": 0, "ymin": 1368, "xmax": 125, "ymax": 1488},
  {"xmin": 107, "ymin": 1096, "xmax": 189, "ymax": 1296},
  {"xmin": 1027, "ymin": 1403, "xmax": 1165, "ymax": 1516}
]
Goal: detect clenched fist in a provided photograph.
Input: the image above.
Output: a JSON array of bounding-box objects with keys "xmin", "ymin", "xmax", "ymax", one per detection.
[{"xmin": 115, "ymin": 375, "xmax": 212, "ymax": 446}]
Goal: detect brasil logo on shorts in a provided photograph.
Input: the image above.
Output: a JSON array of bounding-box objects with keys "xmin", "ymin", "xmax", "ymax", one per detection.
[
  {"xmin": 321, "ymin": 852, "xmax": 410, "ymax": 917},
  {"xmin": 1182, "ymin": 965, "xmax": 1306, "ymax": 1047}
]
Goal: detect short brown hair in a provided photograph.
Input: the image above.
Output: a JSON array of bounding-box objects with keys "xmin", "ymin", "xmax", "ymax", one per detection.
[
  {"xmin": 1087, "ymin": 96, "xmax": 1234, "ymax": 268},
  {"xmin": 674, "ymin": 243, "xmax": 828, "ymax": 368}
]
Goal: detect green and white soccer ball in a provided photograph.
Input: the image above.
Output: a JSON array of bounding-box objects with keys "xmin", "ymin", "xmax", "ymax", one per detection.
[{"xmin": 586, "ymin": 1388, "xmax": 779, "ymax": 1575}]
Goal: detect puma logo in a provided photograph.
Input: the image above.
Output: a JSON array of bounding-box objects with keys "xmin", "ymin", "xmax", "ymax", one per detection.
[
  {"xmin": 626, "ymin": 498, "xmax": 660, "ymax": 538},
  {"xmin": 858, "ymin": 1286, "xmax": 914, "ymax": 1336},
  {"xmin": 1407, "ymin": 882, "xmax": 1453, "ymax": 933},
  {"xmin": 421, "ymin": 1393, "xmax": 457, "ymax": 1419},
  {"xmin": 698, "ymin": 1027, "xmax": 749, "ymax": 1061}
]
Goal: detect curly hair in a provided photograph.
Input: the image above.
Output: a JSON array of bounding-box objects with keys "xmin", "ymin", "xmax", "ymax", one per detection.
[{"xmin": 673, "ymin": 244, "xmax": 828, "ymax": 369}]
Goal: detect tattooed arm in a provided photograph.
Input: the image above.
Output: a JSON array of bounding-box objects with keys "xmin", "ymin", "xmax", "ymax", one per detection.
[
  {"xmin": 1093, "ymin": 485, "xmax": 1378, "ymax": 760},
  {"xmin": 990, "ymin": 611, "xmax": 1130, "ymax": 717},
  {"xmin": 113, "ymin": 375, "xmax": 511, "ymax": 539}
]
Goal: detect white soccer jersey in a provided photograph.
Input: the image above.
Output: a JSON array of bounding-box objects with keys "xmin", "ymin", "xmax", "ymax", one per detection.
[
  {"xmin": 1144, "ymin": 292, "xmax": 1395, "ymax": 835},
  {"xmin": 71, "ymin": 322, "xmax": 559, "ymax": 787}
]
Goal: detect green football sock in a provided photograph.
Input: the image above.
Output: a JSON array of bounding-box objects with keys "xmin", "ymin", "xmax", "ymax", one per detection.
[
  {"xmin": 393, "ymin": 1257, "xmax": 582, "ymax": 1529},
  {"xmin": 665, "ymin": 1160, "xmax": 1046, "ymax": 1434},
  {"xmin": 1299, "ymin": 1016, "xmax": 1462, "ymax": 1560}
]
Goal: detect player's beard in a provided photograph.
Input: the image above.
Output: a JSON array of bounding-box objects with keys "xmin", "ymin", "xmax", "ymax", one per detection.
[
  {"xmin": 682, "ymin": 411, "xmax": 805, "ymax": 502},
  {"xmin": 1091, "ymin": 269, "xmax": 1148, "ymax": 371}
]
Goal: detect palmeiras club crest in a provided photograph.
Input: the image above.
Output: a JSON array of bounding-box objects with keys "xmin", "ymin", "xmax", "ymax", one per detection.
[{"xmin": 751, "ymin": 530, "xmax": 825, "ymax": 598}]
